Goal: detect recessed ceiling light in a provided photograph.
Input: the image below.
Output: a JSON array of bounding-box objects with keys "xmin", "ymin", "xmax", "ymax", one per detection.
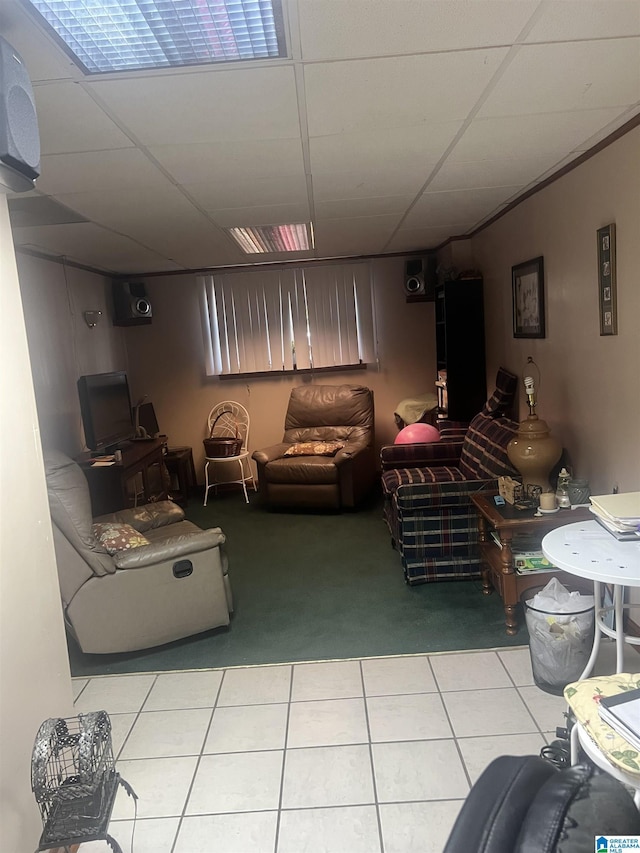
[
  {"xmin": 24, "ymin": 0, "xmax": 286, "ymax": 74},
  {"xmin": 228, "ymin": 223, "xmax": 313, "ymax": 254}
]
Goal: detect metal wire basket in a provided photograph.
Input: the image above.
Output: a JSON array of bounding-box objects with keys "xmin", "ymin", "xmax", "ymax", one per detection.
[{"xmin": 31, "ymin": 711, "xmax": 136, "ymax": 852}]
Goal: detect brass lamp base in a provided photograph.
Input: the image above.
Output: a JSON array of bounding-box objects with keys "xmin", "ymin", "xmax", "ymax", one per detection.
[{"xmin": 506, "ymin": 414, "xmax": 561, "ymax": 493}]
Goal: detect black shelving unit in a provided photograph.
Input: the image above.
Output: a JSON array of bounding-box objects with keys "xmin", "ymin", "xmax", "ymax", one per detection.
[{"xmin": 434, "ymin": 278, "xmax": 486, "ymax": 422}]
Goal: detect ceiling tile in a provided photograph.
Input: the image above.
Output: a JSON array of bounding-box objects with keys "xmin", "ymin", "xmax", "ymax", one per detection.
[
  {"xmin": 314, "ymin": 214, "xmax": 402, "ymax": 254},
  {"xmin": 148, "ymin": 138, "xmax": 305, "ymax": 184},
  {"xmin": 305, "ymin": 49, "xmax": 509, "ymax": 137},
  {"xmin": 386, "ymin": 226, "xmax": 458, "ymax": 253},
  {"xmin": 184, "ymin": 173, "xmax": 309, "ymax": 209},
  {"xmin": 404, "ymin": 186, "xmax": 521, "ymax": 228},
  {"xmin": 299, "ymin": 0, "xmax": 539, "ymax": 60},
  {"xmin": 525, "ymin": 0, "xmax": 640, "ymax": 42},
  {"xmin": 208, "ymin": 202, "xmax": 310, "ymax": 227},
  {"xmin": 428, "ymin": 155, "xmax": 562, "ymax": 192},
  {"xmin": 35, "ymin": 82, "xmax": 134, "ymax": 155},
  {"xmin": 89, "ymin": 66, "xmax": 300, "ymax": 145},
  {"xmin": 12, "ymin": 223, "xmax": 181, "ymax": 273},
  {"xmin": 315, "ymin": 195, "xmax": 415, "ymax": 220},
  {"xmin": 36, "ymin": 149, "xmax": 172, "ymax": 195},
  {"xmin": 448, "ymin": 108, "xmax": 629, "ymax": 161},
  {"xmin": 478, "ymin": 39, "xmax": 640, "ymax": 117},
  {"xmin": 54, "ymin": 185, "xmax": 238, "ymax": 266},
  {"xmin": 309, "ymin": 122, "xmax": 462, "ymax": 174},
  {"xmin": 313, "ymin": 169, "xmax": 428, "ymax": 202}
]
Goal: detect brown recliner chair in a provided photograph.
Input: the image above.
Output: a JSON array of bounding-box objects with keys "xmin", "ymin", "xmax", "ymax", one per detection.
[{"xmin": 252, "ymin": 384, "xmax": 375, "ymax": 510}]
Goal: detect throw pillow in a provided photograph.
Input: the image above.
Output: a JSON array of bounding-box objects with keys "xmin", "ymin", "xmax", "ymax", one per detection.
[
  {"xmin": 92, "ymin": 522, "xmax": 150, "ymax": 554},
  {"xmin": 284, "ymin": 441, "xmax": 345, "ymax": 457}
]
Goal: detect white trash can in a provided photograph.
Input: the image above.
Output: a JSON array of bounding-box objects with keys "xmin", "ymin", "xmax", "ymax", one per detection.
[{"xmin": 522, "ymin": 578, "xmax": 595, "ymax": 695}]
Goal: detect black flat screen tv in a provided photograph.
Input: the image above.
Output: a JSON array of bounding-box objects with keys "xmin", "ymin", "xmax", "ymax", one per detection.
[{"xmin": 78, "ymin": 371, "xmax": 134, "ymax": 451}]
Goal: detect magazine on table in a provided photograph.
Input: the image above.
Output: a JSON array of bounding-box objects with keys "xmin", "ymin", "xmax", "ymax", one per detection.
[{"xmin": 598, "ymin": 687, "xmax": 640, "ymax": 751}]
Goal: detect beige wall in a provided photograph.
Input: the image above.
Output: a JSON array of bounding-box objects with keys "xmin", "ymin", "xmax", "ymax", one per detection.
[
  {"xmin": 472, "ymin": 126, "xmax": 640, "ymax": 495},
  {"xmin": 0, "ymin": 197, "xmax": 73, "ymax": 849},
  {"xmin": 18, "ymin": 254, "xmax": 129, "ymax": 457}
]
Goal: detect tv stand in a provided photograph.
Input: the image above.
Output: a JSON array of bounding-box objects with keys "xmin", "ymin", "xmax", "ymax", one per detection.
[{"xmin": 77, "ymin": 438, "xmax": 168, "ymax": 516}]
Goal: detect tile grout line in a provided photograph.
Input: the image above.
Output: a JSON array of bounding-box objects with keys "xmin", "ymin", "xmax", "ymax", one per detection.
[{"xmin": 359, "ymin": 659, "xmax": 385, "ymax": 853}]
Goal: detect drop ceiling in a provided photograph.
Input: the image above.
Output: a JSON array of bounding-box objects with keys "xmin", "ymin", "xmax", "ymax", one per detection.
[{"xmin": 3, "ymin": 0, "xmax": 639, "ymax": 275}]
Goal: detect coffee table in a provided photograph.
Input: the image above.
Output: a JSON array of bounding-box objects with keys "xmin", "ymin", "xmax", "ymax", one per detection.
[
  {"xmin": 472, "ymin": 495, "xmax": 593, "ymax": 634},
  {"xmin": 542, "ymin": 520, "xmax": 640, "ymax": 678}
]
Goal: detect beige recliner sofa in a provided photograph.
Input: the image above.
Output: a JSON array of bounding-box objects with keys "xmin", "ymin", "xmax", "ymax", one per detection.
[{"xmin": 44, "ymin": 450, "xmax": 233, "ymax": 654}]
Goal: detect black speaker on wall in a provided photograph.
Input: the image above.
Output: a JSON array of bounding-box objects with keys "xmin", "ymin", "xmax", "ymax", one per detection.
[
  {"xmin": 112, "ymin": 281, "xmax": 153, "ymax": 326},
  {"xmin": 0, "ymin": 35, "xmax": 40, "ymax": 193},
  {"xmin": 404, "ymin": 255, "xmax": 437, "ymax": 302}
]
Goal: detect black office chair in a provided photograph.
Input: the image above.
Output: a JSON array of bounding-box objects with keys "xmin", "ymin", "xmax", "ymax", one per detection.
[{"xmin": 444, "ymin": 755, "xmax": 640, "ymax": 853}]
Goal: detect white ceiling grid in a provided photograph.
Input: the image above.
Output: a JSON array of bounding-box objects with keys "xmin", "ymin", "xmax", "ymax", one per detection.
[{"xmin": 1, "ymin": 0, "xmax": 638, "ymax": 274}]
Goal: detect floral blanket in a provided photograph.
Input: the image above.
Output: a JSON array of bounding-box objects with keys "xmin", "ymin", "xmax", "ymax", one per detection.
[{"xmin": 564, "ymin": 673, "xmax": 640, "ymax": 777}]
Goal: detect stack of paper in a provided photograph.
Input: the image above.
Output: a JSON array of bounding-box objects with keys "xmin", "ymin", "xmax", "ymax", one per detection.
[
  {"xmin": 598, "ymin": 687, "xmax": 640, "ymax": 751},
  {"xmin": 589, "ymin": 492, "xmax": 640, "ymax": 540}
]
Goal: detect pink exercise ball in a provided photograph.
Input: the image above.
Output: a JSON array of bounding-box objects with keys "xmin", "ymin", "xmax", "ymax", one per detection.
[{"xmin": 395, "ymin": 423, "xmax": 441, "ymax": 444}]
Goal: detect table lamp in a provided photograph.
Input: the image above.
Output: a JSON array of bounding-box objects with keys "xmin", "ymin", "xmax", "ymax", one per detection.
[{"xmin": 507, "ymin": 369, "xmax": 561, "ymax": 493}]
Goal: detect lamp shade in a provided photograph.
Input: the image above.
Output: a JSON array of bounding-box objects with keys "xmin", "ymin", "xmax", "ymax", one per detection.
[{"xmin": 507, "ymin": 414, "xmax": 561, "ymax": 493}]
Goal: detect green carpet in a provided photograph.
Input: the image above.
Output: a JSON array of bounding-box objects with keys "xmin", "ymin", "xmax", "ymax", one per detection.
[{"xmin": 67, "ymin": 488, "xmax": 527, "ymax": 676}]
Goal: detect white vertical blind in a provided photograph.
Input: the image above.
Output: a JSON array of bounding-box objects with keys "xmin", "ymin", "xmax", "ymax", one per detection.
[{"xmin": 198, "ymin": 261, "xmax": 376, "ymax": 376}]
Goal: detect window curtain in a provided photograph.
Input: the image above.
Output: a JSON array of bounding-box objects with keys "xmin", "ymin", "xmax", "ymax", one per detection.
[{"xmin": 199, "ymin": 261, "xmax": 376, "ymax": 376}]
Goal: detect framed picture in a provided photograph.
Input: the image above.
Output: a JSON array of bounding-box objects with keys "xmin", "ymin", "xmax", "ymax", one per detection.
[
  {"xmin": 597, "ymin": 223, "xmax": 617, "ymax": 335},
  {"xmin": 512, "ymin": 256, "xmax": 545, "ymax": 338}
]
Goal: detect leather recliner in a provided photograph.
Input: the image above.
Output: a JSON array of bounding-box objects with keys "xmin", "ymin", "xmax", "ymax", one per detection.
[
  {"xmin": 44, "ymin": 449, "xmax": 233, "ymax": 654},
  {"xmin": 444, "ymin": 755, "xmax": 640, "ymax": 853},
  {"xmin": 252, "ymin": 384, "xmax": 375, "ymax": 510}
]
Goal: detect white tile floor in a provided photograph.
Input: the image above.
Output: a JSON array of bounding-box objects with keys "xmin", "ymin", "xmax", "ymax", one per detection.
[{"xmin": 73, "ymin": 641, "xmax": 636, "ymax": 853}]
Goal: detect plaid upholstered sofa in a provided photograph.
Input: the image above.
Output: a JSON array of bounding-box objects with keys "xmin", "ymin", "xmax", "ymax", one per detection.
[{"xmin": 381, "ymin": 368, "xmax": 520, "ymax": 584}]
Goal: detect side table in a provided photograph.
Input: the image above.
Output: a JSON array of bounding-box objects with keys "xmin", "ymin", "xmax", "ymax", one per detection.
[
  {"xmin": 542, "ymin": 520, "xmax": 640, "ymax": 677},
  {"xmin": 472, "ymin": 495, "xmax": 593, "ymax": 635},
  {"xmin": 164, "ymin": 446, "xmax": 196, "ymax": 507}
]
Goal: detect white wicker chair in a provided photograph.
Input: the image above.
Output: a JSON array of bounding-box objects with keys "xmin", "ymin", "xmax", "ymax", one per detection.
[{"xmin": 204, "ymin": 401, "xmax": 256, "ymax": 505}]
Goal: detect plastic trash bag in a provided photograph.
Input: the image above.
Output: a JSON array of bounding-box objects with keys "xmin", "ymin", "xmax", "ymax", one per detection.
[{"xmin": 523, "ymin": 578, "xmax": 595, "ymax": 694}]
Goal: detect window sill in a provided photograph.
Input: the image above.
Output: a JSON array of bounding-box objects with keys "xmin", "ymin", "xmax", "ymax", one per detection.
[{"xmin": 218, "ymin": 363, "xmax": 368, "ymax": 380}]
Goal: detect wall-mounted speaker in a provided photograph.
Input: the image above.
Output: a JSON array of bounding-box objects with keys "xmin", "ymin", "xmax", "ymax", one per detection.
[
  {"xmin": 0, "ymin": 36, "xmax": 40, "ymax": 193},
  {"xmin": 112, "ymin": 281, "xmax": 153, "ymax": 326},
  {"xmin": 404, "ymin": 256, "xmax": 437, "ymax": 302}
]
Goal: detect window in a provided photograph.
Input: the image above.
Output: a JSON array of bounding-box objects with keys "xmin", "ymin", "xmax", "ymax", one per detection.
[
  {"xmin": 24, "ymin": 0, "xmax": 287, "ymax": 74},
  {"xmin": 198, "ymin": 262, "xmax": 377, "ymax": 376}
]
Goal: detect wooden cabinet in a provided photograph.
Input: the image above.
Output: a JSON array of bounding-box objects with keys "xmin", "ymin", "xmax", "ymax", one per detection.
[
  {"xmin": 435, "ymin": 278, "xmax": 486, "ymax": 422},
  {"xmin": 77, "ymin": 438, "xmax": 168, "ymax": 516}
]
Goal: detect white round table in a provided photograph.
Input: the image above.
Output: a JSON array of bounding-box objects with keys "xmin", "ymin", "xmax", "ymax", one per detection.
[{"xmin": 542, "ymin": 520, "xmax": 640, "ymax": 678}]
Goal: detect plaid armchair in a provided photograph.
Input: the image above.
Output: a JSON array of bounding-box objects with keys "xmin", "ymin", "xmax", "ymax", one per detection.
[{"xmin": 381, "ymin": 368, "xmax": 519, "ymax": 584}]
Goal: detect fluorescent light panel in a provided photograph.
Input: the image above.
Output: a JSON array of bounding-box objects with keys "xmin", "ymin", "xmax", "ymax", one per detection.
[
  {"xmin": 228, "ymin": 223, "xmax": 312, "ymax": 254},
  {"xmin": 25, "ymin": 0, "xmax": 286, "ymax": 73}
]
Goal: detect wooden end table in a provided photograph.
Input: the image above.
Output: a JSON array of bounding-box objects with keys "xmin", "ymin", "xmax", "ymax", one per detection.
[{"xmin": 471, "ymin": 494, "xmax": 593, "ymax": 635}]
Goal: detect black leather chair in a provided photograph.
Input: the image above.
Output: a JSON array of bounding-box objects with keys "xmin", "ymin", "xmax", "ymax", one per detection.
[{"xmin": 444, "ymin": 755, "xmax": 640, "ymax": 853}]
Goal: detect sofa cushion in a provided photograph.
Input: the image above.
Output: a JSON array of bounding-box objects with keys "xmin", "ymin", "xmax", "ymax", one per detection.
[
  {"xmin": 481, "ymin": 367, "xmax": 518, "ymax": 417},
  {"xmin": 44, "ymin": 449, "xmax": 115, "ymax": 576},
  {"xmin": 263, "ymin": 455, "xmax": 340, "ymax": 485},
  {"xmin": 459, "ymin": 413, "xmax": 519, "ymax": 480},
  {"xmin": 92, "ymin": 522, "xmax": 150, "ymax": 554},
  {"xmin": 382, "ymin": 466, "xmax": 466, "ymax": 495}
]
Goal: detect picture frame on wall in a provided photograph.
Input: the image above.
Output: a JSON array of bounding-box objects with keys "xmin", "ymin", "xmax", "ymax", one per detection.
[
  {"xmin": 597, "ymin": 223, "xmax": 617, "ymax": 335},
  {"xmin": 512, "ymin": 256, "xmax": 545, "ymax": 339}
]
